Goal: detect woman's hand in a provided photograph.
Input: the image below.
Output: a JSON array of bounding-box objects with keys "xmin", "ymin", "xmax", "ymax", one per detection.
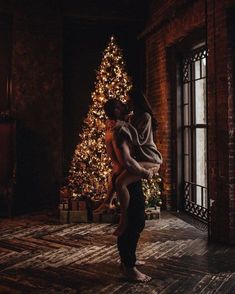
[
  {"xmin": 146, "ymin": 167, "xmax": 160, "ymax": 179},
  {"xmin": 124, "ymin": 111, "xmax": 134, "ymax": 122}
]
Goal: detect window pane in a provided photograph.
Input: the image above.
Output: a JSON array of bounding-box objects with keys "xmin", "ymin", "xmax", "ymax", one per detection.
[
  {"xmin": 196, "ymin": 128, "xmax": 207, "ymax": 205},
  {"xmin": 201, "ymin": 58, "xmax": 206, "ymax": 78},
  {"xmin": 196, "ymin": 186, "xmax": 207, "ymax": 207},
  {"xmin": 184, "ymin": 155, "xmax": 190, "ymax": 182},
  {"xmin": 196, "ymin": 186, "xmax": 203, "ymax": 206},
  {"xmin": 194, "ymin": 60, "xmax": 200, "ymax": 79},
  {"xmin": 183, "ymin": 104, "xmax": 190, "ymax": 125},
  {"xmin": 184, "ymin": 127, "xmax": 190, "ymax": 154},
  {"xmin": 195, "ymin": 79, "xmax": 206, "ymax": 124},
  {"xmin": 183, "ymin": 83, "xmax": 189, "ymax": 104},
  {"xmin": 203, "ymin": 189, "xmax": 208, "ymax": 208}
]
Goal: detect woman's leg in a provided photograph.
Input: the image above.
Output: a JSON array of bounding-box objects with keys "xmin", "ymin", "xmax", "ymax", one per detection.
[
  {"xmin": 114, "ymin": 170, "xmax": 142, "ymax": 236},
  {"xmin": 93, "ymin": 177, "xmax": 116, "ymax": 213}
]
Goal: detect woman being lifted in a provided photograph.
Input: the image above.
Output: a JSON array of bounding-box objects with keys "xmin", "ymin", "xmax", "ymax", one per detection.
[{"xmin": 95, "ymin": 92, "xmax": 163, "ymax": 236}]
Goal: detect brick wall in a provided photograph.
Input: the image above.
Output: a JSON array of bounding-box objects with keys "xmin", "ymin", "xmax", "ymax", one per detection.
[
  {"xmin": 144, "ymin": 0, "xmax": 205, "ymax": 210},
  {"xmin": 145, "ymin": 0, "xmax": 235, "ymax": 244},
  {"xmin": 227, "ymin": 9, "xmax": 235, "ymax": 244},
  {"xmin": 203, "ymin": 0, "xmax": 235, "ymax": 244},
  {"xmin": 206, "ymin": 0, "xmax": 229, "ymax": 243}
]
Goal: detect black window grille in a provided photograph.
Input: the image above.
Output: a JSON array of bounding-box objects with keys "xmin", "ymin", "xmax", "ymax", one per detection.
[{"xmin": 182, "ymin": 46, "xmax": 208, "ymax": 222}]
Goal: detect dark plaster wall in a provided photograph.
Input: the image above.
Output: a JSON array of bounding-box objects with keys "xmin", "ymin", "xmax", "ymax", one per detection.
[{"xmin": 11, "ymin": 2, "xmax": 63, "ymax": 212}]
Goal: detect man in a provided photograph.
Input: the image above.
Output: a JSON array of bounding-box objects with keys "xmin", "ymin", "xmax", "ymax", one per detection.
[
  {"xmin": 118, "ymin": 180, "xmax": 150, "ymax": 282},
  {"xmin": 104, "ymin": 99, "xmax": 152, "ymax": 282}
]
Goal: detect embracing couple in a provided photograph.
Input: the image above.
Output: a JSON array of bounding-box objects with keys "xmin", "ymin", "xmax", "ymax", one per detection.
[{"xmin": 96, "ymin": 90, "xmax": 163, "ymax": 282}]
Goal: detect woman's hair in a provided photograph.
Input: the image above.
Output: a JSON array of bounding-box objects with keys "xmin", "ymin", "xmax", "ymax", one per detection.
[{"xmin": 129, "ymin": 89, "xmax": 158, "ymax": 131}]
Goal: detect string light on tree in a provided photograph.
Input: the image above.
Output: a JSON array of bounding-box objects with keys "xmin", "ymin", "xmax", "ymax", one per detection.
[
  {"xmin": 68, "ymin": 36, "xmax": 132, "ymax": 199},
  {"xmin": 142, "ymin": 174, "xmax": 163, "ymax": 208},
  {"xmin": 67, "ymin": 36, "xmax": 163, "ymax": 209}
]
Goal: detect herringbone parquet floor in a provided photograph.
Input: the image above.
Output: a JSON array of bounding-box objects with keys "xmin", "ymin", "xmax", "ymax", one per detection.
[{"xmin": 0, "ymin": 212, "xmax": 234, "ymax": 293}]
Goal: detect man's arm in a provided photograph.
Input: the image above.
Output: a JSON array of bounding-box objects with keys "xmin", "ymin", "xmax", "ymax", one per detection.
[{"xmin": 112, "ymin": 139, "xmax": 151, "ymax": 178}]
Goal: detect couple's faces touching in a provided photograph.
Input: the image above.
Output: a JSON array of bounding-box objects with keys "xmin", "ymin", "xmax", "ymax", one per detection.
[
  {"xmin": 105, "ymin": 96, "xmax": 134, "ymax": 121},
  {"xmin": 114, "ymin": 101, "xmax": 129, "ymax": 120}
]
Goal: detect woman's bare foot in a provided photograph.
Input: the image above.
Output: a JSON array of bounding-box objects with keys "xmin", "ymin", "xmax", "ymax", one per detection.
[
  {"xmin": 122, "ymin": 266, "xmax": 151, "ymax": 283},
  {"xmin": 135, "ymin": 260, "xmax": 146, "ymax": 266},
  {"xmin": 94, "ymin": 203, "xmax": 114, "ymax": 214},
  {"xmin": 93, "ymin": 203, "xmax": 108, "ymax": 213}
]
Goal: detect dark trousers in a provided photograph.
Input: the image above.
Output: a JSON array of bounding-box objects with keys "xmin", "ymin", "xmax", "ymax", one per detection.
[{"xmin": 117, "ymin": 180, "xmax": 145, "ymax": 268}]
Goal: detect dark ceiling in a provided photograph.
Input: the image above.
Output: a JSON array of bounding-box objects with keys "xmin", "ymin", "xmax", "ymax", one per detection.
[
  {"xmin": 0, "ymin": 1, "xmax": 150, "ymax": 27},
  {"xmin": 62, "ymin": 0, "xmax": 149, "ymax": 24}
]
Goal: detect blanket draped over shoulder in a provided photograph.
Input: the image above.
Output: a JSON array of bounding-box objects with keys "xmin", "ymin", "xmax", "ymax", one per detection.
[{"xmin": 114, "ymin": 112, "xmax": 163, "ymax": 165}]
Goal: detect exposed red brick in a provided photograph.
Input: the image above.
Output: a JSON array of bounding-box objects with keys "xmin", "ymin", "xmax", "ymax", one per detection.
[{"xmin": 144, "ymin": 0, "xmax": 235, "ymax": 244}]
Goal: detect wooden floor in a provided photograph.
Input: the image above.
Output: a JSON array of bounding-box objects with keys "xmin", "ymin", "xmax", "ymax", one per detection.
[{"xmin": 0, "ymin": 211, "xmax": 235, "ymax": 294}]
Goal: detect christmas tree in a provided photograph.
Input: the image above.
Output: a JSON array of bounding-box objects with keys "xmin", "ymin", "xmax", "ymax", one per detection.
[
  {"xmin": 67, "ymin": 36, "xmax": 163, "ymax": 209},
  {"xmin": 67, "ymin": 36, "xmax": 132, "ymax": 199},
  {"xmin": 142, "ymin": 175, "xmax": 163, "ymax": 208}
]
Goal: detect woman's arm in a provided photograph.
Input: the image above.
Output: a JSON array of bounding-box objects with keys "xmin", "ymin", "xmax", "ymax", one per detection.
[{"xmin": 134, "ymin": 112, "xmax": 152, "ymax": 144}]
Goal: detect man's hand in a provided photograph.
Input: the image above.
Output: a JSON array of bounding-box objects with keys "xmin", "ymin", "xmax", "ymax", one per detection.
[
  {"xmin": 141, "ymin": 167, "xmax": 159, "ymax": 179},
  {"xmin": 124, "ymin": 111, "xmax": 134, "ymax": 122},
  {"xmin": 141, "ymin": 168, "xmax": 153, "ymax": 179}
]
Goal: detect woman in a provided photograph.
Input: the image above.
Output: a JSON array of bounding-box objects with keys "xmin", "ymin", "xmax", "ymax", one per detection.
[
  {"xmin": 128, "ymin": 89, "xmax": 163, "ymax": 166},
  {"xmin": 95, "ymin": 91, "xmax": 163, "ymax": 236}
]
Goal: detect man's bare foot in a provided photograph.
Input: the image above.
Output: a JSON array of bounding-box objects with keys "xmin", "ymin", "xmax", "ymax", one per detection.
[
  {"xmin": 122, "ymin": 266, "xmax": 151, "ymax": 283},
  {"xmin": 120, "ymin": 260, "xmax": 145, "ymax": 266},
  {"xmin": 135, "ymin": 260, "xmax": 146, "ymax": 265}
]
